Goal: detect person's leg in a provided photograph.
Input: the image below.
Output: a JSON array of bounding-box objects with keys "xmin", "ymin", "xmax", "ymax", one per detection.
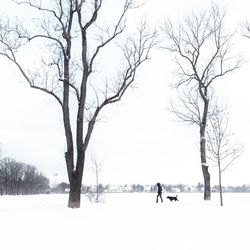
[
  {"xmin": 156, "ymin": 194, "xmax": 159, "ymax": 203},
  {"xmin": 160, "ymin": 194, "xmax": 163, "ymax": 202}
]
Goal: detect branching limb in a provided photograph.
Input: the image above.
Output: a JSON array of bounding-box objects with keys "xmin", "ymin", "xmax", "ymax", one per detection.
[{"xmin": 83, "ymin": 21, "xmax": 157, "ymax": 150}]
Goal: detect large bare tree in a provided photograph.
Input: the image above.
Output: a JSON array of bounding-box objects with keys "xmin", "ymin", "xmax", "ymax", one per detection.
[
  {"xmin": 0, "ymin": 0, "xmax": 156, "ymax": 208},
  {"xmin": 162, "ymin": 5, "xmax": 241, "ymax": 200}
]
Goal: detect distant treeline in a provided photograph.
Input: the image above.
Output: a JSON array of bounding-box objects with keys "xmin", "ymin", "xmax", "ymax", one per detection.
[
  {"xmin": 52, "ymin": 182, "xmax": 250, "ymax": 194},
  {"xmin": 0, "ymin": 158, "xmax": 50, "ymax": 195}
]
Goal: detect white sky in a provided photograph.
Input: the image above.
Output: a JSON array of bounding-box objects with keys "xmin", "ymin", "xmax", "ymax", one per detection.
[{"xmin": 0, "ymin": 0, "xmax": 250, "ymax": 186}]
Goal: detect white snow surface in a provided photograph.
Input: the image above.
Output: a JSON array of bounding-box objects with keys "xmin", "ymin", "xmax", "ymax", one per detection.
[{"xmin": 0, "ymin": 193, "xmax": 249, "ymax": 250}]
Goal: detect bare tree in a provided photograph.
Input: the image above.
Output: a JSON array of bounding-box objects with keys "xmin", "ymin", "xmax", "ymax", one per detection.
[
  {"xmin": 0, "ymin": 0, "xmax": 156, "ymax": 207},
  {"xmin": 162, "ymin": 4, "xmax": 241, "ymax": 200},
  {"xmin": 91, "ymin": 156, "xmax": 103, "ymax": 203},
  {"xmin": 207, "ymin": 106, "xmax": 243, "ymax": 206},
  {"xmin": 83, "ymin": 156, "xmax": 105, "ymax": 203}
]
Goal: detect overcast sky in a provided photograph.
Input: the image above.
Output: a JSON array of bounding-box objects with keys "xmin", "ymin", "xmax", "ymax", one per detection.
[{"xmin": 0, "ymin": 0, "xmax": 250, "ymax": 187}]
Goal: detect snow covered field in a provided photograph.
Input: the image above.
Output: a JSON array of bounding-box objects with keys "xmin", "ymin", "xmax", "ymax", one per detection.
[{"xmin": 0, "ymin": 192, "xmax": 249, "ymax": 250}]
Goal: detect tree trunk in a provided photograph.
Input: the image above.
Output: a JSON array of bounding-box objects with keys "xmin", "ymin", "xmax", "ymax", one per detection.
[
  {"xmin": 96, "ymin": 173, "xmax": 99, "ymax": 203},
  {"xmin": 218, "ymin": 160, "xmax": 223, "ymax": 206},
  {"xmin": 200, "ymin": 129, "xmax": 210, "ymax": 200},
  {"xmin": 200, "ymin": 91, "xmax": 211, "ymax": 200},
  {"xmin": 68, "ymin": 174, "xmax": 82, "ymax": 208},
  {"xmin": 202, "ymin": 164, "xmax": 211, "ymax": 200},
  {"xmin": 67, "ymin": 149, "xmax": 85, "ymax": 208}
]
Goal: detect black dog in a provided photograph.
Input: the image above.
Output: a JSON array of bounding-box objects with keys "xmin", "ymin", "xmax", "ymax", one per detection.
[{"xmin": 166, "ymin": 195, "xmax": 178, "ymax": 202}]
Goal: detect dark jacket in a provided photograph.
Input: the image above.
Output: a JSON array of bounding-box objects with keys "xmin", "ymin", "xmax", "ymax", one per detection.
[{"xmin": 157, "ymin": 183, "xmax": 162, "ymax": 194}]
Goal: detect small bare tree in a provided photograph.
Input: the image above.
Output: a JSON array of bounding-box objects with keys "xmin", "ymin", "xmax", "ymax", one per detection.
[
  {"xmin": 207, "ymin": 106, "xmax": 243, "ymax": 206},
  {"xmin": 83, "ymin": 156, "xmax": 104, "ymax": 203},
  {"xmin": 162, "ymin": 4, "xmax": 241, "ymax": 200},
  {"xmin": 0, "ymin": 0, "xmax": 156, "ymax": 208},
  {"xmin": 91, "ymin": 156, "xmax": 102, "ymax": 203}
]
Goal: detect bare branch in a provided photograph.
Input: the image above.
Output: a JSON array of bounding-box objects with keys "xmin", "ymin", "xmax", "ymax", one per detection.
[
  {"xmin": 169, "ymin": 89, "xmax": 202, "ymax": 126},
  {"xmin": 240, "ymin": 19, "xmax": 250, "ymax": 39},
  {"xmin": 88, "ymin": 0, "xmax": 133, "ymax": 75},
  {"xmin": 83, "ymin": 21, "xmax": 157, "ymax": 150},
  {"xmin": 162, "ymin": 4, "xmax": 241, "ymax": 90}
]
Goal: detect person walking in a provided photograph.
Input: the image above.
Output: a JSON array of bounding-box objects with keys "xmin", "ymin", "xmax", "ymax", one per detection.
[{"xmin": 156, "ymin": 182, "xmax": 163, "ymax": 203}]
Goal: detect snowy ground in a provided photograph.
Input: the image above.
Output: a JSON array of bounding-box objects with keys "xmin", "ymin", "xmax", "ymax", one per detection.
[{"xmin": 0, "ymin": 192, "xmax": 249, "ymax": 250}]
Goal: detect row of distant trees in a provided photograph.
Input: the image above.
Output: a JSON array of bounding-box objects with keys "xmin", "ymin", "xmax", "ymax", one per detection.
[
  {"xmin": 127, "ymin": 183, "xmax": 250, "ymax": 193},
  {"xmin": 0, "ymin": 157, "xmax": 50, "ymax": 195},
  {"xmin": 53, "ymin": 182, "xmax": 250, "ymax": 194}
]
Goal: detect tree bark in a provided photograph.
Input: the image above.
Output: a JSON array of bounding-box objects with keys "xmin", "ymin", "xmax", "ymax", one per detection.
[
  {"xmin": 200, "ymin": 133, "xmax": 210, "ymax": 200},
  {"xmin": 218, "ymin": 160, "xmax": 223, "ymax": 206},
  {"xmin": 200, "ymin": 90, "xmax": 211, "ymax": 200},
  {"xmin": 68, "ymin": 172, "xmax": 82, "ymax": 208},
  {"xmin": 202, "ymin": 164, "xmax": 211, "ymax": 200}
]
